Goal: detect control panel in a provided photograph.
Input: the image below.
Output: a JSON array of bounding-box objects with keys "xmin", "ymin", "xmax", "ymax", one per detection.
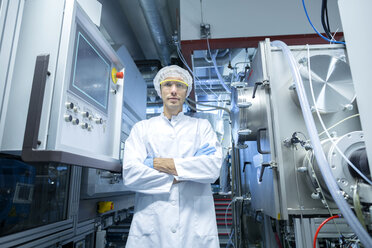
[
  {"xmin": 0, "ymin": 1, "xmax": 124, "ymax": 171},
  {"xmin": 64, "ymin": 98, "xmax": 105, "ymax": 132},
  {"xmin": 57, "ymin": 63, "xmax": 124, "ymax": 159},
  {"xmin": 52, "ymin": 13, "xmax": 125, "ymax": 162}
]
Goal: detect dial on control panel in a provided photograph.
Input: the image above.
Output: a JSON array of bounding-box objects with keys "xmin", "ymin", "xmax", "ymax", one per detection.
[
  {"xmin": 80, "ymin": 123, "xmax": 88, "ymax": 129},
  {"xmin": 64, "ymin": 115, "xmax": 72, "ymax": 122},
  {"xmin": 72, "ymin": 118, "xmax": 79, "ymax": 125},
  {"xmin": 65, "ymin": 102, "xmax": 74, "ymax": 110},
  {"xmin": 81, "ymin": 111, "xmax": 90, "ymax": 118},
  {"xmin": 94, "ymin": 117, "xmax": 103, "ymax": 124}
]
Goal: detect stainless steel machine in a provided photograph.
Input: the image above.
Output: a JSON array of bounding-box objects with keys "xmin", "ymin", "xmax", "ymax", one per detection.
[{"xmin": 231, "ymin": 39, "xmax": 371, "ymax": 247}]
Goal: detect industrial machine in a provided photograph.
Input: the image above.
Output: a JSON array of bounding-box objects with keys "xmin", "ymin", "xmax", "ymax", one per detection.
[
  {"xmin": 229, "ymin": 39, "xmax": 371, "ymax": 247},
  {"xmin": 0, "ymin": 0, "xmax": 124, "ymax": 172},
  {"xmin": 0, "ymin": 0, "xmax": 145, "ymax": 247}
]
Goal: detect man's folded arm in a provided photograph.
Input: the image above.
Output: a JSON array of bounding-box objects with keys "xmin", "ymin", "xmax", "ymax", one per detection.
[
  {"xmin": 175, "ymin": 120, "xmax": 223, "ymax": 183},
  {"xmin": 122, "ymin": 123, "xmax": 174, "ymax": 194}
]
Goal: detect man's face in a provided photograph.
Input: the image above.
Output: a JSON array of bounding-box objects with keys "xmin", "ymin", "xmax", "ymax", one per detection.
[{"xmin": 160, "ymin": 77, "xmax": 188, "ymax": 111}]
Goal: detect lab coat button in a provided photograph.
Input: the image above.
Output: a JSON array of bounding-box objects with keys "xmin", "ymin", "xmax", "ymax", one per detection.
[
  {"xmin": 171, "ymin": 200, "xmax": 176, "ymax": 206},
  {"xmin": 171, "ymin": 227, "xmax": 176, "ymax": 233}
]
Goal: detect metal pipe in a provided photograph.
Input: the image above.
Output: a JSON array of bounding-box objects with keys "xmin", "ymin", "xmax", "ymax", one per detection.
[
  {"xmin": 232, "ymin": 200, "xmax": 241, "ymax": 248},
  {"xmin": 233, "ymin": 146, "xmax": 243, "ymax": 197},
  {"xmin": 139, "ymin": 0, "xmax": 171, "ymax": 66},
  {"xmin": 230, "ymin": 143, "xmax": 243, "ymax": 248}
]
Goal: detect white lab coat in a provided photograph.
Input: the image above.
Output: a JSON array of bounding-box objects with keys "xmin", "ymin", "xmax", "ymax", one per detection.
[{"xmin": 122, "ymin": 112, "xmax": 222, "ymax": 248}]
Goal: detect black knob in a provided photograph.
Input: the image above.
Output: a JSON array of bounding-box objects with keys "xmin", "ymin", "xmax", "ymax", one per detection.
[
  {"xmin": 95, "ymin": 118, "xmax": 103, "ymax": 124},
  {"xmin": 252, "ymin": 82, "xmax": 263, "ymax": 99},
  {"xmin": 66, "ymin": 102, "xmax": 74, "ymax": 109},
  {"xmin": 64, "ymin": 115, "xmax": 73, "ymax": 122},
  {"xmin": 259, "ymin": 163, "xmax": 271, "ymax": 182}
]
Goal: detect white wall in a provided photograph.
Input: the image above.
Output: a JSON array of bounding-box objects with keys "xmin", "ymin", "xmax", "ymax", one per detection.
[{"xmin": 180, "ymin": 0, "xmax": 343, "ymax": 40}]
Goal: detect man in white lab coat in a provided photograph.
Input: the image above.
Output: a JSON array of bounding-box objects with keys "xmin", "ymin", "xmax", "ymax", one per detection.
[{"xmin": 122, "ymin": 65, "xmax": 222, "ymax": 248}]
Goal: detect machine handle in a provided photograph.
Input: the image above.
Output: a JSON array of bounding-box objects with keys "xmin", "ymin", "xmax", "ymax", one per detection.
[
  {"xmin": 22, "ymin": 55, "xmax": 121, "ymax": 172},
  {"xmin": 252, "ymin": 82, "xmax": 263, "ymax": 98},
  {"xmin": 257, "ymin": 128, "xmax": 270, "ymax": 154},
  {"xmin": 22, "ymin": 55, "xmax": 50, "ymax": 150},
  {"xmin": 258, "ymin": 163, "xmax": 271, "ymax": 182},
  {"xmin": 243, "ymin": 161, "xmax": 251, "ymax": 173}
]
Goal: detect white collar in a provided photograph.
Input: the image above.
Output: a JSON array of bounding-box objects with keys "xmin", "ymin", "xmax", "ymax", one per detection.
[{"xmin": 161, "ymin": 112, "xmax": 185, "ymax": 122}]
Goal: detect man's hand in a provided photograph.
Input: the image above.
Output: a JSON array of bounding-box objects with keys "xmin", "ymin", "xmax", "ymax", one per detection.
[
  {"xmin": 154, "ymin": 158, "xmax": 178, "ymax": 176},
  {"xmin": 194, "ymin": 143, "xmax": 216, "ymax": 156},
  {"xmin": 143, "ymin": 156, "xmax": 154, "ymax": 168}
]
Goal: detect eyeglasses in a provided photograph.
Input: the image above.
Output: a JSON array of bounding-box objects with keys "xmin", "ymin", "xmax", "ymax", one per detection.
[{"xmin": 160, "ymin": 80, "xmax": 188, "ymax": 90}]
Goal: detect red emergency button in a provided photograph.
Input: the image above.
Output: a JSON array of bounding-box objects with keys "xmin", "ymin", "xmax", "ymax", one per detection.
[{"xmin": 116, "ymin": 72, "xmax": 124, "ymax": 79}]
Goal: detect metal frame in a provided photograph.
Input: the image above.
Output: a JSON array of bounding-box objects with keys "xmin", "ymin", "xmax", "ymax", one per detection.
[
  {"xmin": 0, "ymin": 219, "xmax": 73, "ymax": 247},
  {"xmin": 294, "ymin": 218, "xmax": 314, "ymax": 248},
  {"xmin": 60, "ymin": 219, "xmax": 95, "ymax": 246},
  {"xmin": 17, "ymin": 229, "xmax": 74, "ymax": 248},
  {"xmin": 294, "ymin": 217, "xmax": 354, "ymax": 248}
]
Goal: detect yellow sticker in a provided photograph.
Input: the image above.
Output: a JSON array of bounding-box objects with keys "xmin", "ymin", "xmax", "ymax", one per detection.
[
  {"xmin": 111, "ymin": 67, "xmax": 118, "ymax": 84},
  {"xmin": 97, "ymin": 201, "xmax": 114, "ymax": 213}
]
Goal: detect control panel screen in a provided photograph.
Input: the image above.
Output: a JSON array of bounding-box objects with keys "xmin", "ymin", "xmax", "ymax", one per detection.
[{"xmin": 70, "ymin": 29, "xmax": 110, "ymax": 113}]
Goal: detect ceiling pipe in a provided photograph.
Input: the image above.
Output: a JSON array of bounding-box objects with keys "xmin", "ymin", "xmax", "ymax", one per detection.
[
  {"xmin": 98, "ymin": 0, "xmax": 144, "ymax": 58},
  {"xmin": 139, "ymin": 0, "xmax": 171, "ymax": 66}
]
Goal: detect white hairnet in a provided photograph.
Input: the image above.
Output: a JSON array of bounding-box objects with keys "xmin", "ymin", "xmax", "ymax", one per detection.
[{"xmin": 153, "ymin": 65, "xmax": 193, "ymax": 97}]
